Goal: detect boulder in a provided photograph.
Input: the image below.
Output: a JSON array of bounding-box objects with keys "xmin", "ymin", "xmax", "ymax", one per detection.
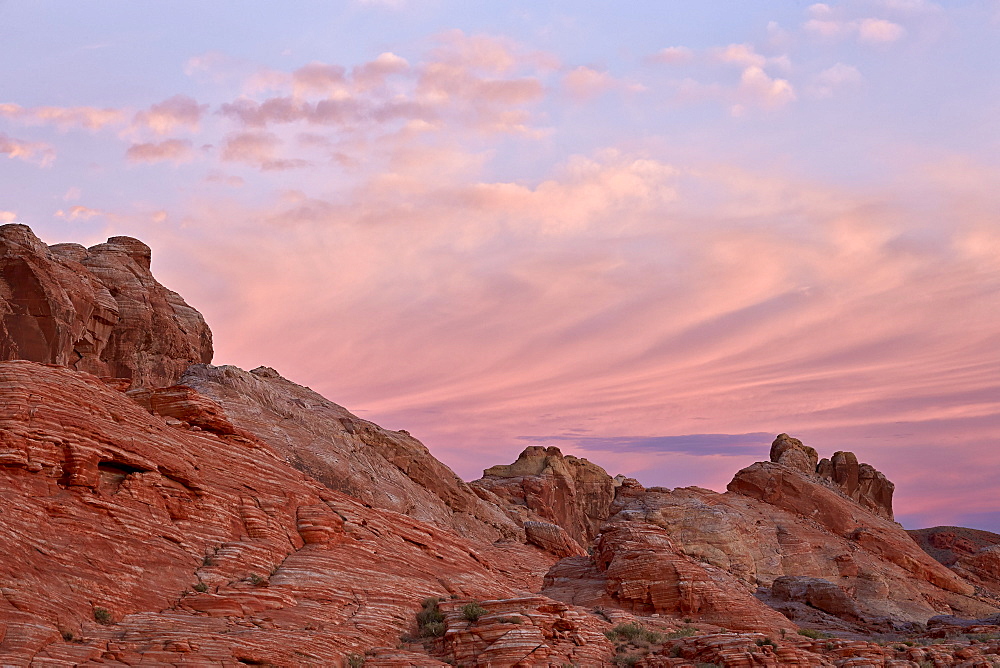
[
  {"xmin": 769, "ymin": 433, "xmax": 818, "ymax": 474},
  {"xmin": 770, "ymin": 575, "xmax": 861, "ymax": 620}
]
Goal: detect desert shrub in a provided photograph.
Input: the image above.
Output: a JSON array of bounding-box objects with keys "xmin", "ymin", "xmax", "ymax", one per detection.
[
  {"xmin": 605, "ymin": 622, "xmax": 665, "ymax": 645},
  {"xmin": 462, "ymin": 601, "xmax": 488, "ymax": 622},
  {"xmin": 193, "ymin": 581, "xmax": 208, "ymax": 592},
  {"xmin": 696, "ymin": 664, "xmax": 723, "ymax": 668},
  {"xmin": 611, "ymin": 653, "xmax": 639, "ymax": 666},
  {"xmin": 346, "ymin": 653, "xmax": 364, "ymax": 667},
  {"xmin": 417, "ymin": 597, "xmax": 446, "ymax": 637},
  {"xmin": 756, "ymin": 637, "xmax": 777, "ymax": 649},
  {"xmin": 797, "ymin": 628, "xmax": 828, "ymax": 639},
  {"xmin": 247, "ymin": 573, "xmax": 263, "ymax": 585},
  {"xmin": 665, "ymin": 625, "xmax": 697, "ymax": 639},
  {"xmin": 60, "ymin": 629, "xmax": 74, "ymax": 642},
  {"xmin": 497, "ymin": 616, "xmax": 523, "ymax": 624},
  {"xmin": 93, "ymin": 607, "xmax": 113, "ymax": 625}
]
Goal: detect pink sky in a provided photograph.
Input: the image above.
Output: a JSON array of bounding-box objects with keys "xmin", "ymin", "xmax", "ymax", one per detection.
[{"xmin": 2, "ymin": 1, "xmax": 998, "ymax": 530}]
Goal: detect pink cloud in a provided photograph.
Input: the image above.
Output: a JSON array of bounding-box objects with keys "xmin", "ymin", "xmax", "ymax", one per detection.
[
  {"xmin": 733, "ymin": 65, "xmax": 796, "ymax": 113},
  {"xmin": 807, "ymin": 63, "xmax": 863, "ymax": 98},
  {"xmin": 125, "ymin": 139, "xmax": 195, "ymax": 164},
  {"xmin": 219, "ymin": 131, "xmax": 309, "ymax": 170},
  {"xmin": 352, "ymin": 52, "xmax": 410, "ymax": 90},
  {"xmin": 562, "ymin": 66, "xmax": 613, "ymax": 100},
  {"xmin": 648, "ymin": 46, "xmax": 694, "ymax": 65},
  {"xmin": 55, "ymin": 205, "xmax": 103, "ymax": 221},
  {"xmin": 0, "ymin": 103, "xmax": 123, "ymax": 130},
  {"xmin": 292, "ymin": 62, "xmax": 348, "ymax": 96},
  {"xmin": 133, "ymin": 95, "xmax": 208, "ymax": 135},
  {"xmin": 0, "ymin": 132, "xmax": 55, "ymax": 166},
  {"xmin": 803, "ymin": 7, "xmax": 907, "ymax": 44},
  {"xmin": 858, "ymin": 18, "xmax": 907, "ymax": 42}
]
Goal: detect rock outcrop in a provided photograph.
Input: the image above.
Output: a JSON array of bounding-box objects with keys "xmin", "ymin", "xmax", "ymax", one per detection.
[
  {"xmin": 176, "ymin": 363, "xmax": 530, "ymax": 547},
  {"xmin": 0, "ymin": 224, "xmax": 212, "ymax": 388},
  {"xmin": 472, "ymin": 445, "xmax": 616, "ymax": 546},
  {"xmin": 770, "ymin": 433, "xmax": 895, "ymax": 520},
  {"xmin": 0, "ymin": 360, "xmax": 548, "ymax": 665},
  {"xmin": 6, "ymin": 225, "xmax": 1000, "ymax": 665},
  {"xmin": 910, "ymin": 526, "xmax": 1000, "ymax": 598},
  {"xmin": 592, "ymin": 521, "xmax": 798, "ymax": 632}
]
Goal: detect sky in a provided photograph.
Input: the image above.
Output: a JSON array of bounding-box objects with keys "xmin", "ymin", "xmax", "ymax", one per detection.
[{"xmin": 1, "ymin": 1, "xmax": 998, "ymax": 531}]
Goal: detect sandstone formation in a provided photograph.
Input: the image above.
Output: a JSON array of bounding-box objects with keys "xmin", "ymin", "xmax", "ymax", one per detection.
[
  {"xmin": 6, "ymin": 225, "xmax": 1000, "ymax": 665},
  {"xmin": 0, "ymin": 224, "xmax": 212, "ymax": 388},
  {"xmin": 176, "ymin": 363, "xmax": 538, "ymax": 548},
  {"xmin": 770, "ymin": 433, "xmax": 895, "ymax": 520},
  {"xmin": 0, "ymin": 360, "xmax": 553, "ymax": 665},
  {"xmin": 472, "ymin": 445, "xmax": 617, "ymax": 546},
  {"xmin": 910, "ymin": 526, "xmax": 1000, "ymax": 599}
]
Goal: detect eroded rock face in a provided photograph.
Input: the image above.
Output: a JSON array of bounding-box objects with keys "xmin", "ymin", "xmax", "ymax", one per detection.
[
  {"xmin": 592, "ymin": 521, "xmax": 798, "ymax": 632},
  {"xmin": 435, "ymin": 596, "xmax": 613, "ymax": 666},
  {"xmin": 0, "ymin": 224, "xmax": 212, "ymax": 388},
  {"xmin": 0, "ymin": 361, "xmax": 551, "ymax": 666},
  {"xmin": 910, "ymin": 526, "xmax": 1000, "ymax": 598},
  {"xmin": 817, "ymin": 450, "xmax": 895, "ymax": 520},
  {"xmin": 177, "ymin": 363, "xmax": 526, "ymax": 546},
  {"xmin": 471, "ymin": 445, "xmax": 616, "ymax": 546},
  {"xmin": 767, "ymin": 434, "xmax": 895, "ymax": 521}
]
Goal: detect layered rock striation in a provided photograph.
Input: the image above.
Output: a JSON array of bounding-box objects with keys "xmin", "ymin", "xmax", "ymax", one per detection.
[{"xmin": 0, "ymin": 224, "xmax": 211, "ymax": 388}]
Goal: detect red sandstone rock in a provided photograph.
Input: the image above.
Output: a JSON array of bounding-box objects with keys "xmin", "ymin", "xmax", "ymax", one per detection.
[
  {"xmin": 177, "ymin": 363, "xmax": 529, "ymax": 548},
  {"xmin": 907, "ymin": 526, "xmax": 1000, "ymax": 601},
  {"xmin": 0, "ymin": 224, "xmax": 211, "ymax": 388},
  {"xmin": 770, "ymin": 576, "xmax": 861, "ymax": 620},
  {"xmin": 0, "ymin": 361, "xmax": 559, "ymax": 666},
  {"xmin": 523, "ymin": 520, "xmax": 587, "ymax": 558},
  {"xmin": 816, "ymin": 450, "xmax": 895, "ymax": 520},
  {"xmin": 728, "ymin": 459, "xmax": 973, "ymax": 599},
  {"xmin": 472, "ymin": 445, "xmax": 617, "ymax": 546},
  {"xmin": 770, "ymin": 433, "xmax": 819, "ymax": 474},
  {"xmin": 434, "ymin": 595, "xmax": 614, "ymax": 666},
  {"xmin": 592, "ymin": 521, "xmax": 798, "ymax": 632}
]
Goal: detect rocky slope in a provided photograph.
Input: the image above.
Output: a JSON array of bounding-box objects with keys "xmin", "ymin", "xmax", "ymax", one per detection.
[{"xmin": 2, "ymin": 225, "xmax": 1000, "ymax": 666}]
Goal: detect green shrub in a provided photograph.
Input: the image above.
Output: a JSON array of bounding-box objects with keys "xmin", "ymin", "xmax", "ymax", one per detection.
[
  {"xmin": 605, "ymin": 622, "xmax": 666, "ymax": 645},
  {"xmin": 665, "ymin": 626, "xmax": 697, "ymax": 639},
  {"xmin": 93, "ymin": 607, "xmax": 113, "ymax": 625},
  {"xmin": 346, "ymin": 653, "xmax": 364, "ymax": 668},
  {"xmin": 797, "ymin": 628, "xmax": 828, "ymax": 639},
  {"xmin": 247, "ymin": 573, "xmax": 263, "ymax": 585},
  {"xmin": 60, "ymin": 629, "xmax": 74, "ymax": 642},
  {"xmin": 611, "ymin": 653, "xmax": 639, "ymax": 666},
  {"xmin": 417, "ymin": 597, "xmax": 446, "ymax": 637},
  {"xmin": 756, "ymin": 637, "xmax": 777, "ymax": 649},
  {"xmin": 497, "ymin": 616, "xmax": 523, "ymax": 624},
  {"xmin": 462, "ymin": 602, "xmax": 487, "ymax": 622},
  {"xmin": 193, "ymin": 581, "xmax": 208, "ymax": 593}
]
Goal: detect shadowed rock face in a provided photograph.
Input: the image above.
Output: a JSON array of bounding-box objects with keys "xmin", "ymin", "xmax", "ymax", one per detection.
[{"xmin": 0, "ymin": 224, "xmax": 212, "ymax": 388}]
